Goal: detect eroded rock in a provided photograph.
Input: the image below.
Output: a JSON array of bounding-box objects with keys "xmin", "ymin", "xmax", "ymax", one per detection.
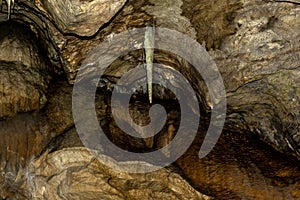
[
  {"xmin": 0, "ymin": 21, "xmax": 50, "ymax": 118},
  {"xmin": 39, "ymin": 0, "xmax": 127, "ymax": 36},
  {"xmin": 0, "ymin": 0, "xmax": 299, "ymax": 199},
  {"xmin": 212, "ymin": 0, "xmax": 300, "ymax": 158},
  {"xmin": 27, "ymin": 147, "xmax": 211, "ymax": 200}
]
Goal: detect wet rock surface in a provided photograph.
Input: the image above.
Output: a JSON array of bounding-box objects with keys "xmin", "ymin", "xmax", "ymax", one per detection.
[{"xmin": 0, "ymin": 0, "xmax": 299, "ymax": 199}]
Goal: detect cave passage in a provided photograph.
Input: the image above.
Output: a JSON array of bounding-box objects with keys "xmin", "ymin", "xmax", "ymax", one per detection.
[{"xmin": 0, "ymin": 0, "xmax": 299, "ymax": 199}]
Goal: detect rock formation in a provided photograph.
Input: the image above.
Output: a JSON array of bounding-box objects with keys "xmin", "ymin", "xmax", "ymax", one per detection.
[{"xmin": 0, "ymin": 0, "xmax": 299, "ymax": 199}]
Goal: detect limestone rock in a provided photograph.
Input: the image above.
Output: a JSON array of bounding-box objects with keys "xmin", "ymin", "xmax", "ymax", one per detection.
[
  {"xmin": 39, "ymin": 0, "xmax": 127, "ymax": 36},
  {"xmin": 0, "ymin": 21, "xmax": 50, "ymax": 118},
  {"xmin": 212, "ymin": 0, "xmax": 300, "ymax": 158},
  {"xmin": 28, "ymin": 147, "xmax": 211, "ymax": 200},
  {"xmin": 0, "ymin": 0, "xmax": 299, "ymax": 199},
  {"xmin": 176, "ymin": 131, "xmax": 300, "ymax": 199}
]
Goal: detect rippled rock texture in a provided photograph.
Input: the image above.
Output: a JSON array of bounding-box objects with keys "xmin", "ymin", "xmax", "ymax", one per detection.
[
  {"xmin": 0, "ymin": 0, "xmax": 299, "ymax": 199},
  {"xmin": 39, "ymin": 0, "xmax": 127, "ymax": 36},
  {"xmin": 28, "ymin": 147, "xmax": 210, "ymax": 200}
]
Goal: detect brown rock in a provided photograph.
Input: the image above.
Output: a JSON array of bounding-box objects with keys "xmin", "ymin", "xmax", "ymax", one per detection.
[
  {"xmin": 0, "ymin": 21, "xmax": 50, "ymax": 119},
  {"xmin": 28, "ymin": 147, "xmax": 211, "ymax": 200},
  {"xmin": 39, "ymin": 0, "xmax": 127, "ymax": 36}
]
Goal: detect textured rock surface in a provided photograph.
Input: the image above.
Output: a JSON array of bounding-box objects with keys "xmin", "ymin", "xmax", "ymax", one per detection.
[
  {"xmin": 0, "ymin": 82, "xmax": 74, "ymax": 199},
  {"xmin": 176, "ymin": 131, "xmax": 300, "ymax": 199},
  {"xmin": 0, "ymin": 61, "xmax": 47, "ymax": 118},
  {"xmin": 0, "ymin": 113, "xmax": 47, "ymax": 199},
  {"xmin": 181, "ymin": 0, "xmax": 242, "ymax": 49},
  {"xmin": 6, "ymin": 87, "xmax": 295, "ymax": 200},
  {"xmin": 0, "ymin": 21, "xmax": 50, "ymax": 118},
  {"xmin": 0, "ymin": 0, "xmax": 299, "ymax": 199},
  {"xmin": 213, "ymin": 0, "xmax": 300, "ymax": 158},
  {"xmin": 27, "ymin": 147, "xmax": 210, "ymax": 200},
  {"xmin": 39, "ymin": 0, "xmax": 127, "ymax": 36}
]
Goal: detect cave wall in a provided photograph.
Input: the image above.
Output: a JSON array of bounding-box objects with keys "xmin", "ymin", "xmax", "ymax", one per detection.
[{"xmin": 0, "ymin": 0, "xmax": 299, "ymax": 199}]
